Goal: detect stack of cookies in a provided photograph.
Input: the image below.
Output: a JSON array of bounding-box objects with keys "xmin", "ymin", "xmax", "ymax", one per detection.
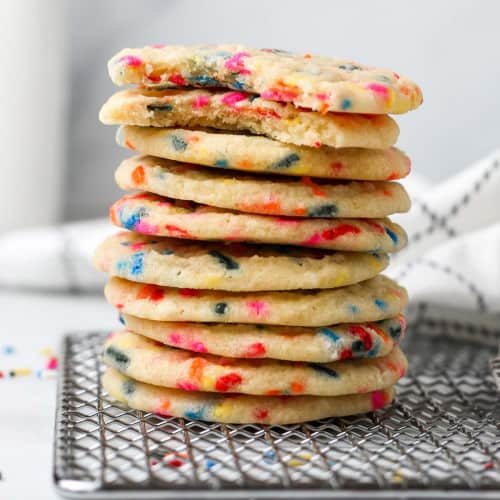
[{"xmin": 94, "ymin": 44, "xmax": 422, "ymax": 424}]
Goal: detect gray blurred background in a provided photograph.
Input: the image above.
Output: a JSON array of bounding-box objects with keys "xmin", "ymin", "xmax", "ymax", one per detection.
[{"xmin": 5, "ymin": 0, "xmax": 500, "ymax": 225}]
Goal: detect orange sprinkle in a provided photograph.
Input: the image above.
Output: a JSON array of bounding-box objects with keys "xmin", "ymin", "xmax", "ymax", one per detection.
[
  {"xmin": 189, "ymin": 357, "xmax": 206, "ymax": 383},
  {"xmin": 303, "ymin": 53, "xmax": 312, "ymax": 59},
  {"xmin": 238, "ymin": 199, "xmax": 282, "ymax": 215},
  {"xmin": 131, "ymin": 165, "xmax": 145, "ymax": 185},
  {"xmin": 124, "ymin": 139, "xmax": 136, "ymax": 150},
  {"xmin": 319, "ymin": 102, "xmax": 329, "ymax": 114},
  {"xmin": 188, "ymin": 135, "xmax": 200, "ymax": 143},
  {"xmin": 265, "ymin": 389, "xmax": 281, "ymax": 396},
  {"xmin": 292, "ymin": 207, "xmax": 307, "ymax": 216},
  {"xmin": 237, "ymin": 159, "xmax": 253, "ymax": 170},
  {"xmin": 290, "ymin": 381, "xmax": 305, "ymax": 393},
  {"xmin": 301, "ymin": 176, "xmax": 327, "ymax": 197},
  {"xmin": 109, "ymin": 205, "xmax": 118, "ymax": 225}
]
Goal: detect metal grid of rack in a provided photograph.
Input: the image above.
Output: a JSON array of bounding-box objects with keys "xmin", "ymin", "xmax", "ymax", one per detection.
[{"xmin": 53, "ymin": 304, "xmax": 500, "ymax": 499}]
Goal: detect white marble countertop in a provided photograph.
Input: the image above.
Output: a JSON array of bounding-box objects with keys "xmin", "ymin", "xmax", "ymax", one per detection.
[{"xmin": 0, "ymin": 288, "xmax": 116, "ymax": 500}]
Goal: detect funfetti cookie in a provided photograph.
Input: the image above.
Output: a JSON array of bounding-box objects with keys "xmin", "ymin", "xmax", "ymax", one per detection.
[
  {"xmin": 100, "ymin": 89, "xmax": 400, "ymax": 149},
  {"xmin": 110, "ymin": 193, "xmax": 408, "ymax": 253},
  {"xmin": 117, "ymin": 126, "xmax": 411, "ymax": 180},
  {"xmin": 115, "ymin": 156, "xmax": 411, "ymax": 219},
  {"xmin": 94, "ymin": 232, "xmax": 389, "ymax": 291},
  {"xmin": 108, "ymin": 44, "xmax": 423, "ymax": 114},
  {"xmin": 103, "ymin": 368, "xmax": 396, "ymax": 424},
  {"xmin": 122, "ymin": 313, "xmax": 406, "ymax": 363},
  {"xmin": 103, "ymin": 330, "xmax": 407, "ymax": 396},
  {"xmin": 105, "ymin": 275, "xmax": 408, "ymax": 327}
]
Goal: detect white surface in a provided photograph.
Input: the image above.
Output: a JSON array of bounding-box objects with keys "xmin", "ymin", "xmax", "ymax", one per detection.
[{"xmin": 0, "ymin": 289, "xmax": 116, "ymax": 500}]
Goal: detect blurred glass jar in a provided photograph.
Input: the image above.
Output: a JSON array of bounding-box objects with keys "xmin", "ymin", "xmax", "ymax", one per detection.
[{"xmin": 0, "ymin": 0, "xmax": 66, "ymax": 232}]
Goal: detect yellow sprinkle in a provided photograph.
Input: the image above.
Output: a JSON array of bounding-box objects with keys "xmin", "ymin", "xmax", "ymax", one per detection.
[
  {"xmin": 11, "ymin": 368, "xmax": 33, "ymax": 377},
  {"xmin": 212, "ymin": 400, "xmax": 234, "ymax": 420},
  {"xmin": 40, "ymin": 347, "xmax": 54, "ymax": 358},
  {"xmin": 333, "ymin": 269, "xmax": 348, "ymax": 287},
  {"xmin": 392, "ymin": 469, "xmax": 404, "ymax": 484},
  {"xmin": 200, "ymin": 375, "xmax": 215, "ymax": 391},
  {"xmin": 287, "ymin": 453, "xmax": 312, "ymax": 467},
  {"xmin": 203, "ymin": 276, "xmax": 222, "ymax": 288}
]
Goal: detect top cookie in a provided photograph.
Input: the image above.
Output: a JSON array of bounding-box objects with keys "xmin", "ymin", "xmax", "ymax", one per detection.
[{"xmin": 108, "ymin": 44, "xmax": 423, "ymax": 114}]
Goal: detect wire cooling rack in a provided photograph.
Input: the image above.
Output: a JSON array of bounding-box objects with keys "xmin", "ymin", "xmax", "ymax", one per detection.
[{"xmin": 53, "ymin": 303, "xmax": 500, "ymax": 499}]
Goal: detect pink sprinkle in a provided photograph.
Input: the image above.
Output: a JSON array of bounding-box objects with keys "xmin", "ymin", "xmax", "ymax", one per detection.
[
  {"xmin": 261, "ymin": 89, "xmax": 297, "ymax": 102},
  {"xmin": 169, "ymin": 333, "xmax": 182, "ymax": 345},
  {"xmin": 151, "ymin": 44, "xmax": 166, "ymax": 49},
  {"xmin": 176, "ymin": 381, "xmax": 199, "ymax": 391},
  {"xmin": 221, "ymin": 91, "xmax": 248, "ymax": 108},
  {"xmin": 130, "ymin": 242, "xmax": 146, "ymax": 251},
  {"xmin": 168, "ymin": 73, "xmax": 187, "ymax": 86},
  {"xmin": 246, "ymin": 300, "xmax": 269, "ymax": 317},
  {"xmin": 179, "ymin": 288, "xmax": 201, "ymax": 297},
  {"xmin": 46, "ymin": 356, "xmax": 58, "ymax": 370},
  {"xmin": 365, "ymin": 83, "xmax": 389, "ymax": 99},
  {"xmin": 302, "ymin": 233, "xmax": 322, "ymax": 246},
  {"xmin": 118, "ymin": 55, "xmax": 143, "ymax": 67},
  {"xmin": 190, "ymin": 341, "xmax": 207, "ymax": 353},
  {"xmin": 224, "ymin": 52, "xmax": 251, "ymax": 75},
  {"xmin": 371, "ymin": 390, "xmax": 386, "ymax": 410},
  {"xmin": 316, "ymin": 93, "xmax": 328, "ymax": 101},
  {"xmin": 135, "ymin": 221, "xmax": 159, "ymax": 234},
  {"xmin": 192, "ymin": 95, "xmax": 211, "ymax": 108}
]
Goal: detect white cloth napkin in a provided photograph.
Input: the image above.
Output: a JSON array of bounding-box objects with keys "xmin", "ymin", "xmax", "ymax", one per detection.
[{"xmin": 1, "ymin": 151, "xmax": 499, "ymax": 368}]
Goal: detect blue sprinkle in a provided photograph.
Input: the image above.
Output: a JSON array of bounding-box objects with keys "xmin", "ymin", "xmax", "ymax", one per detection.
[
  {"xmin": 130, "ymin": 252, "xmax": 144, "ymax": 276},
  {"xmin": 171, "ymin": 135, "xmax": 188, "ymax": 151},
  {"xmin": 208, "ymin": 250, "xmax": 240, "ymax": 270},
  {"xmin": 184, "ymin": 407, "xmax": 204, "ymax": 419},
  {"xmin": 214, "ymin": 159, "xmax": 229, "ymax": 168},
  {"xmin": 352, "ymin": 340, "xmax": 365, "ymax": 353},
  {"xmin": 338, "ymin": 64, "xmax": 361, "ymax": 71},
  {"xmin": 309, "ymin": 363, "xmax": 339, "ymax": 378},
  {"xmin": 206, "ymin": 459, "xmax": 217, "ymax": 470},
  {"xmin": 188, "ymin": 75, "xmax": 220, "ymax": 86},
  {"xmin": 389, "ymin": 324, "xmax": 403, "ymax": 341},
  {"xmin": 118, "ymin": 313, "xmax": 125, "ymax": 325},
  {"xmin": 120, "ymin": 207, "xmax": 147, "ymax": 231},
  {"xmin": 341, "ymin": 98, "xmax": 352, "ymax": 110},
  {"xmin": 263, "ymin": 450, "xmax": 277, "ymax": 464},
  {"xmin": 385, "ymin": 227, "xmax": 398, "ymax": 244},
  {"xmin": 105, "ymin": 346, "xmax": 130, "ymax": 369},
  {"xmin": 2, "ymin": 345, "xmax": 15, "ymax": 355},
  {"xmin": 122, "ymin": 379, "xmax": 136, "ymax": 395},
  {"xmin": 232, "ymin": 80, "xmax": 245, "ymax": 90},
  {"xmin": 159, "ymin": 249, "xmax": 175, "ymax": 255},
  {"xmin": 214, "ymin": 302, "xmax": 228, "ymax": 315},
  {"xmin": 374, "ymin": 298, "xmax": 388, "ymax": 310},
  {"xmin": 348, "ymin": 304, "xmax": 359, "ymax": 315},
  {"xmin": 367, "ymin": 343, "xmax": 380, "ymax": 358},
  {"xmin": 308, "ymin": 204, "xmax": 338, "ymax": 217},
  {"xmin": 318, "ymin": 328, "xmax": 340, "ymax": 343},
  {"xmin": 269, "ymin": 153, "xmax": 300, "ymax": 170},
  {"xmin": 147, "ymin": 104, "xmax": 173, "ymax": 112}
]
